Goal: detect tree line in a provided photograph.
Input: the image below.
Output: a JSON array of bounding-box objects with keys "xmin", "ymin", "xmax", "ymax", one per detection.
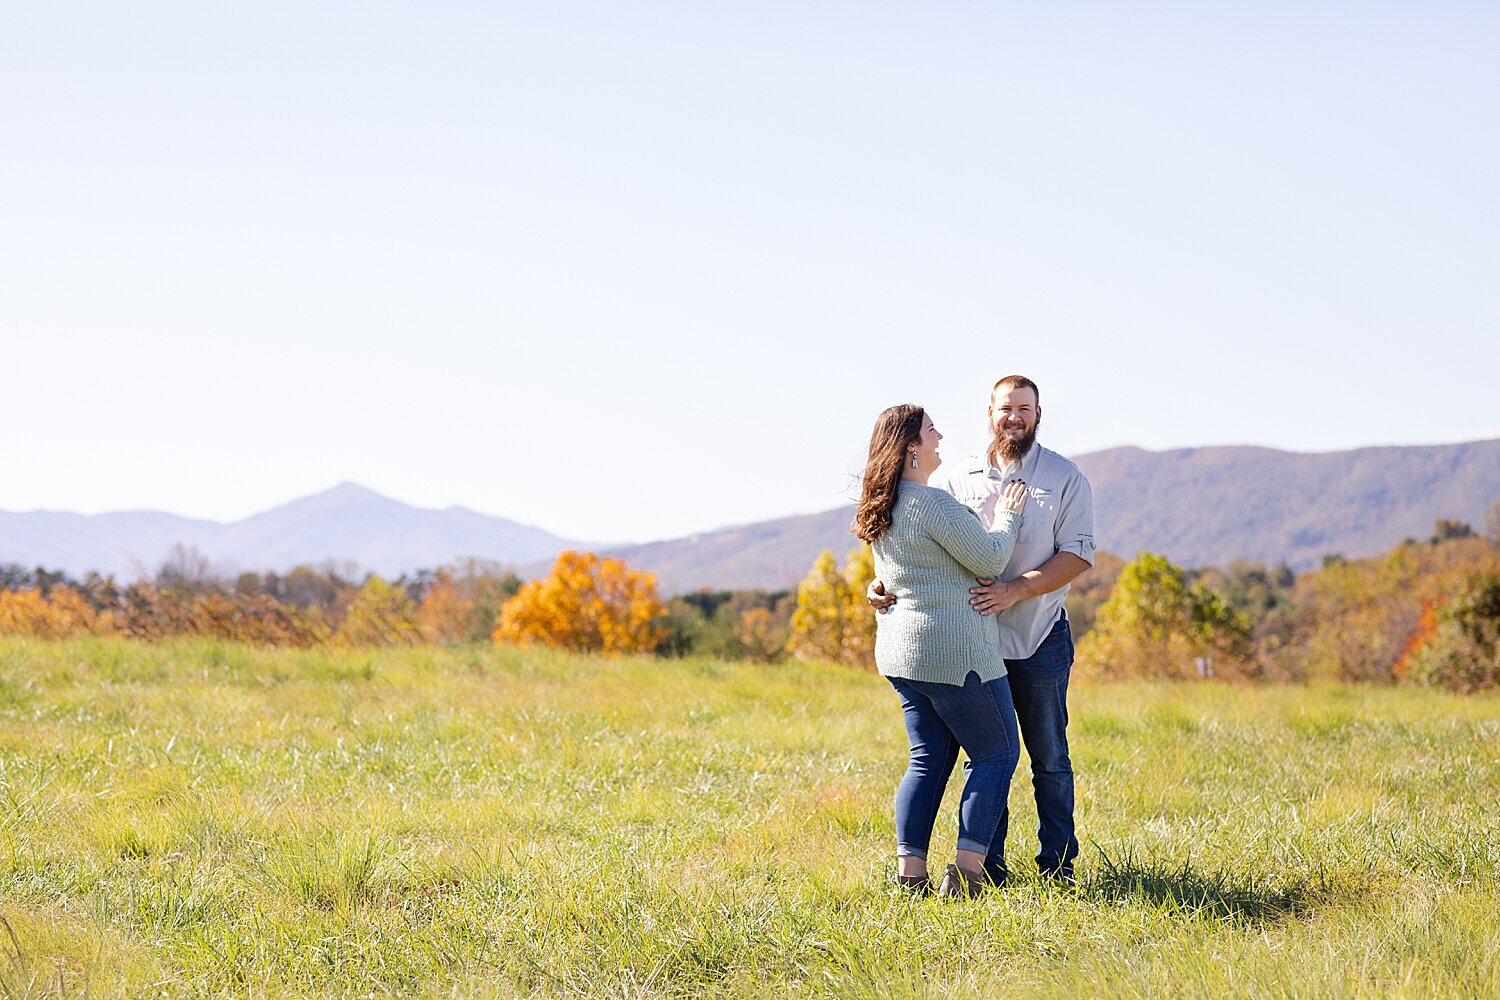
[
  {"xmin": 759, "ymin": 515, "xmax": 1499, "ymax": 694},
  {"xmin": 2, "ymin": 513, "xmax": 1496, "ymax": 692},
  {"xmin": 0, "ymin": 550, "xmax": 524, "ymax": 646}
]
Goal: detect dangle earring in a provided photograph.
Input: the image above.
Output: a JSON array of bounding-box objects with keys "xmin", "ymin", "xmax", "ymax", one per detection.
[{"xmin": 910, "ymin": 452, "xmax": 918, "ymax": 469}]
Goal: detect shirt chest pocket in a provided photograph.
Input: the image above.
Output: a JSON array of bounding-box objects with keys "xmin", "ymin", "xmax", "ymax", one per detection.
[{"xmin": 1018, "ymin": 491, "xmax": 1057, "ymax": 544}]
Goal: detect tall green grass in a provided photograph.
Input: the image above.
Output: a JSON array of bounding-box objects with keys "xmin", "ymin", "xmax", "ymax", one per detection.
[{"xmin": 1, "ymin": 637, "xmax": 1495, "ymax": 997}]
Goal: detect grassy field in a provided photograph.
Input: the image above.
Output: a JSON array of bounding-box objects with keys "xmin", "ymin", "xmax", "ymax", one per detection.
[{"xmin": 0, "ymin": 637, "xmax": 1496, "ymax": 998}]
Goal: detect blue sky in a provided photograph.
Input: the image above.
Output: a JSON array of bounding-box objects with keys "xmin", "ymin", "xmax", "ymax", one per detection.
[{"xmin": 3, "ymin": 1, "xmax": 1497, "ymax": 544}]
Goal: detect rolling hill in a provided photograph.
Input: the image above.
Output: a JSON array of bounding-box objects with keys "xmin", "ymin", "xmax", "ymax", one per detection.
[{"xmin": 601, "ymin": 439, "xmax": 1500, "ymax": 591}]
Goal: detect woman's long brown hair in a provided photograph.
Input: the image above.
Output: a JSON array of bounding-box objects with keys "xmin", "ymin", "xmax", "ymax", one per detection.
[{"xmin": 853, "ymin": 404, "xmax": 924, "ymax": 543}]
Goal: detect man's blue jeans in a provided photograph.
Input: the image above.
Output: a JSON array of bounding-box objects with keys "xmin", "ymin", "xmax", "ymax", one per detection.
[
  {"xmin": 986, "ymin": 614, "xmax": 1078, "ymax": 878},
  {"xmin": 887, "ymin": 670, "xmax": 1020, "ymax": 859}
]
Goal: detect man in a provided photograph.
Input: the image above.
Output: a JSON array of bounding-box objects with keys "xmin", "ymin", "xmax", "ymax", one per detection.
[{"xmin": 869, "ymin": 374, "xmax": 1095, "ymax": 883}]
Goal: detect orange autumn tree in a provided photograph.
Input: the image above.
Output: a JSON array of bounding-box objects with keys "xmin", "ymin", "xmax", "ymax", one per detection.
[
  {"xmin": 493, "ymin": 551, "xmax": 666, "ymax": 654},
  {"xmin": 417, "ymin": 577, "xmax": 474, "ymax": 645},
  {"xmin": 416, "ymin": 562, "xmax": 522, "ymax": 644}
]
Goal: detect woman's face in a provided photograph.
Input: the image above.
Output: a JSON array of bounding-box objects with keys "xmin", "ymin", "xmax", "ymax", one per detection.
[{"xmin": 911, "ymin": 414, "xmax": 943, "ymax": 472}]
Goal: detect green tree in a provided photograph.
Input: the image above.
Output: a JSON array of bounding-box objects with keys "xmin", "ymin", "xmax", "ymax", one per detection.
[
  {"xmin": 281, "ymin": 562, "xmax": 359, "ymax": 616},
  {"xmin": 1430, "ymin": 519, "xmax": 1475, "ymax": 544},
  {"xmin": 659, "ymin": 589, "xmax": 793, "ymax": 661},
  {"xmin": 1078, "ymin": 552, "xmax": 1251, "ymax": 679}
]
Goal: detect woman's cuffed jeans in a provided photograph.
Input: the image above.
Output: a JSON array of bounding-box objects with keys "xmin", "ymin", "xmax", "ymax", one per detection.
[{"xmin": 887, "ymin": 670, "xmax": 1021, "ymax": 859}]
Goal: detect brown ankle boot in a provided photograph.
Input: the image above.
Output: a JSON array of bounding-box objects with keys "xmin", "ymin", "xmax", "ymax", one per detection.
[
  {"xmin": 936, "ymin": 864, "xmax": 986, "ymax": 899},
  {"xmin": 895, "ymin": 874, "xmax": 932, "ymax": 896}
]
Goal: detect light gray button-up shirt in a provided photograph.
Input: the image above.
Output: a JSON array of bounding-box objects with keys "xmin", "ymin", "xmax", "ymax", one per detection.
[{"xmin": 934, "ymin": 442, "xmax": 1096, "ymax": 659}]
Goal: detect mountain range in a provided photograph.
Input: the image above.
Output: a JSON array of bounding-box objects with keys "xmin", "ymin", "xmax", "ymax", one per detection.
[
  {"xmin": 0, "ymin": 482, "xmax": 580, "ymax": 581},
  {"xmin": 598, "ymin": 439, "xmax": 1500, "ymax": 590},
  {"xmin": 1078, "ymin": 440, "xmax": 1500, "ymax": 571},
  {"xmin": 3, "ymin": 440, "xmax": 1497, "ymax": 591}
]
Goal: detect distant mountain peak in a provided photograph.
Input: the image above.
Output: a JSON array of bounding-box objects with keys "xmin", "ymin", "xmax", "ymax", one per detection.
[
  {"xmin": 318, "ymin": 481, "xmax": 387, "ymax": 502},
  {"xmin": 267, "ymin": 481, "xmax": 397, "ymax": 516}
]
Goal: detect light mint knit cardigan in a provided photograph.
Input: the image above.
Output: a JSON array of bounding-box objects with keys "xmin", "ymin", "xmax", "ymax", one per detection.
[{"xmin": 871, "ymin": 480, "xmax": 1022, "ymax": 685}]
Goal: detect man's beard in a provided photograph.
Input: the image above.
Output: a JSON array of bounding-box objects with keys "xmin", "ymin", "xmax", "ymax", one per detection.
[{"xmin": 995, "ymin": 419, "xmax": 1039, "ymax": 465}]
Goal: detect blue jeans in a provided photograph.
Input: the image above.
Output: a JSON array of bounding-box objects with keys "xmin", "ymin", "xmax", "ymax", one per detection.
[
  {"xmin": 985, "ymin": 614, "xmax": 1078, "ymax": 877},
  {"xmin": 887, "ymin": 671, "xmax": 1020, "ymax": 859}
]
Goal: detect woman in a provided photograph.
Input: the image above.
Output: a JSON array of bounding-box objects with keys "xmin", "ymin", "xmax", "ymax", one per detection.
[{"xmin": 854, "ymin": 404, "xmax": 1027, "ymax": 898}]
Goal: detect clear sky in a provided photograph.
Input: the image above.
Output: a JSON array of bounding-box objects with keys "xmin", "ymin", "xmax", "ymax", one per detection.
[{"xmin": 4, "ymin": 1, "xmax": 1497, "ymax": 544}]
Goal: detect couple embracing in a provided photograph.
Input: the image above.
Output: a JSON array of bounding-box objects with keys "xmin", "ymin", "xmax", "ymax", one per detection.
[{"xmin": 855, "ymin": 375, "xmax": 1095, "ymax": 897}]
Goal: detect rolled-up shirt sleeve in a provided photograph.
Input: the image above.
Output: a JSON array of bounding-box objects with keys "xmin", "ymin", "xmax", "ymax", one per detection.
[{"xmin": 1055, "ymin": 470, "xmax": 1096, "ymax": 565}]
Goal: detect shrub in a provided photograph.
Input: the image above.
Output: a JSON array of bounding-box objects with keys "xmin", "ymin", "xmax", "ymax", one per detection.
[{"xmin": 1402, "ymin": 571, "xmax": 1500, "ymax": 693}]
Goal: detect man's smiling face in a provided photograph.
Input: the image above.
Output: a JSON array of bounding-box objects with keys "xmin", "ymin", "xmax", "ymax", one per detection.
[{"xmin": 988, "ymin": 385, "xmax": 1040, "ymax": 463}]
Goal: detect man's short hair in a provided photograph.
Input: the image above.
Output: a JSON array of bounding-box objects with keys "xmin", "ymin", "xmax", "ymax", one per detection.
[{"xmin": 991, "ymin": 375, "xmax": 1039, "ymax": 405}]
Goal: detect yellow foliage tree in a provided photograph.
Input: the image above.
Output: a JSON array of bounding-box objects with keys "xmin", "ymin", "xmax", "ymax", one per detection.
[
  {"xmin": 787, "ymin": 544, "xmax": 876, "ymax": 668},
  {"xmin": 840, "ymin": 543, "xmax": 876, "ymax": 665},
  {"xmin": 0, "ymin": 585, "xmax": 114, "ymax": 638},
  {"xmin": 334, "ymin": 577, "xmax": 420, "ymax": 647},
  {"xmin": 493, "ymin": 551, "xmax": 666, "ymax": 654}
]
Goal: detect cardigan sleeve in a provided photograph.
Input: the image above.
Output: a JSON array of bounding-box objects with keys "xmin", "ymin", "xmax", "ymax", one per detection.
[{"xmin": 923, "ymin": 492, "xmax": 1022, "ymax": 577}]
